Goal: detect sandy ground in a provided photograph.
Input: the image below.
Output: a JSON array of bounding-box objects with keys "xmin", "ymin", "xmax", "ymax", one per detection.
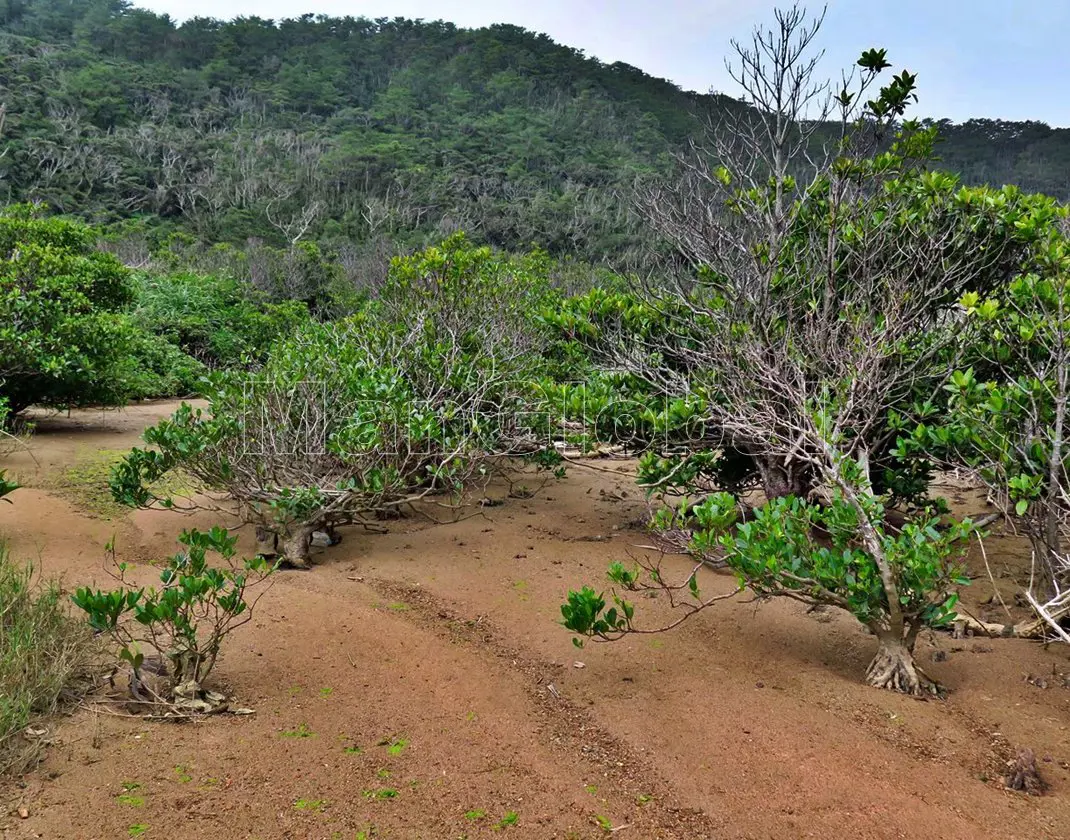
[{"xmin": 1, "ymin": 401, "xmax": 1069, "ymax": 839}]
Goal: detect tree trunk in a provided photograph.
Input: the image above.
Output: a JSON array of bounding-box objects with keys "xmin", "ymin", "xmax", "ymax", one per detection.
[
  {"xmin": 865, "ymin": 634, "xmax": 940, "ymax": 697},
  {"xmin": 279, "ymin": 524, "xmax": 315, "ymax": 569},
  {"xmin": 756, "ymin": 455, "xmax": 811, "ymax": 501},
  {"xmin": 255, "ymin": 526, "xmax": 278, "ymax": 559}
]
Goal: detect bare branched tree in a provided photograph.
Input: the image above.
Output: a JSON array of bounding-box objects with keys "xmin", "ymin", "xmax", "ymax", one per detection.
[
  {"xmin": 568, "ymin": 6, "xmax": 1043, "ymax": 694},
  {"xmin": 266, "ymin": 193, "xmax": 324, "ymax": 246},
  {"xmin": 723, "ymin": 3, "xmax": 829, "ymax": 222}
]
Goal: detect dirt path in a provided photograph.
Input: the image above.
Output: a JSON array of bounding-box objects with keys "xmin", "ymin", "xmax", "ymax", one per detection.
[{"xmin": 1, "ymin": 403, "xmax": 1069, "ymax": 839}]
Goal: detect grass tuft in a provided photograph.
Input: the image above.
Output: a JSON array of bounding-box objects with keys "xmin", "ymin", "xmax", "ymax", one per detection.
[
  {"xmin": 48, "ymin": 448, "xmax": 196, "ymax": 519},
  {"xmin": 0, "ymin": 541, "xmax": 98, "ymax": 775}
]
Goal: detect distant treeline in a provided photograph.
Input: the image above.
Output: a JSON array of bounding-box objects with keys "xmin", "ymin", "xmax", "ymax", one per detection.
[{"xmin": 1, "ymin": 0, "xmax": 1067, "ymax": 263}]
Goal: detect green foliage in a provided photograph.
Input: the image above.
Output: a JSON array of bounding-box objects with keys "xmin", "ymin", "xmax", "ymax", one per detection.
[
  {"xmin": 0, "ymin": 1, "xmax": 1068, "ymax": 266},
  {"xmin": 0, "ymin": 541, "xmax": 96, "ymax": 775},
  {"xmin": 71, "ymin": 527, "xmax": 275, "ymax": 691},
  {"xmin": 704, "ymin": 495, "xmax": 968, "ymax": 627},
  {"xmin": 0, "ymin": 204, "xmax": 140, "ymax": 414},
  {"xmin": 281, "ymin": 723, "xmax": 315, "ymax": 738},
  {"xmin": 561, "ymin": 586, "xmax": 631, "ymax": 644},
  {"xmin": 362, "ymin": 788, "xmax": 398, "ymax": 800},
  {"xmin": 564, "ymin": 494, "xmax": 972, "ymax": 642},
  {"xmin": 949, "ymin": 251, "xmax": 1070, "ymax": 496},
  {"xmin": 0, "ymin": 7, "xmax": 686, "ymax": 261},
  {"xmin": 110, "ymin": 236, "xmax": 559, "ymax": 564},
  {"xmin": 0, "ymin": 468, "xmax": 16, "ymax": 504},
  {"xmin": 493, "ymin": 811, "xmax": 520, "ymax": 830},
  {"xmin": 122, "ymin": 328, "xmax": 206, "ymax": 400},
  {"xmin": 937, "ymin": 223, "xmax": 1070, "ymax": 584},
  {"xmin": 553, "ymin": 39, "xmax": 1055, "ymax": 694},
  {"xmin": 130, "ymin": 271, "xmax": 310, "ymax": 369},
  {"xmin": 0, "ymin": 204, "xmax": 249, "ymax": 407}
]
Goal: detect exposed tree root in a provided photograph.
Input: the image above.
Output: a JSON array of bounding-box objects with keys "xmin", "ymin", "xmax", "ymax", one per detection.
[
  {"xmin": 866, "ymin": 639, "xmax": 942, "ymax": 697},
  {"xmin": 254, "ymin": 526, "xmax": 278, "ymax": 558},
  {"xmin": 279, "ymin": 525, "xmax": 315, "ymax": 569},
  {"xmin": 1003, "ymin": 747, "xmax": 1046, "ymax": 795}
]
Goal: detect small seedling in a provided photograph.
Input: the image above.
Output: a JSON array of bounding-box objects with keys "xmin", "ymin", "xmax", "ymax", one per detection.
[
  {"xmin": 174, "ymin": 765, "xmax": 192, "ymax": 783},
  {"xmin": 594, "ymin": 814, "xmax": 613, "ymax": 833},
  {"xmin": 493, "ymin": 811, "xmax": 519, "ymax": 830},
  {"xmin": 362, "ymin": 788, "xmax": 399, "ymax": 800},
  {"xmin": 281, "ymin": 723, "xmax": 316, "ymax": 738},
  {"xmin": 465, "ymin": 809, "xmax": 486, "ymax": 821},
  {"xmin": 319, "ymin": 687, "xmax": 333, "ymax": 698},
  {"xmin": 387, "ymin": 601, "xmax": 409, "ymax": 611},
  {"xmin": 117, "ymin": 784, "xmax": 144, "ymax": 807},
  {"xmin": 386, "ymin": 737, "xmax": 409, "ymax": 756},
  {"xmin": 72, "ymin": 528, "xmax": 275, "ymax": 694},
  {"xmin": 128, "ymin": 825, "xmax": 148, "ymax": 837},
  {"xmin": 343, "ymin": 744, "xmax": 363, "ymax": 755},
  {"xmin": 584, "ymin": 784, "xmax": 598, "ymax": 795},
  {"xmin": 376, "ymin": 768, "xmax": 391, "ymax": 779},
  {"xmin": 293, "ymin": 798, "xmax": 327, "ymax": 812},
  {"xmin": 636, "ymin": 793, "xmax": 653, "ymax": 805}
]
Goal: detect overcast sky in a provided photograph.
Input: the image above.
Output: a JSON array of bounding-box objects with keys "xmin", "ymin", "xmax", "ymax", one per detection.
[{"xmin": 135, "ymin": 0, "xmax": 1070, "ymax": 127}]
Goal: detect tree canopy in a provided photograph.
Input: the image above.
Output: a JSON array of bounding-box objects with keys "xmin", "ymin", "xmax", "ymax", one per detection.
[{"xmin": 1, "ymin": 0, "xmax": 1067, "ymax": 263}]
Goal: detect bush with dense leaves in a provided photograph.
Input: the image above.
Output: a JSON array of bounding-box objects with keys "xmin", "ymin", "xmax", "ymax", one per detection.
[
  {"xmin": 130, "ymin": 270, "xmax": 310, "ymax": 369},
  {"xmin": 111, "ymin": 235, "xmax": 561, "ymax": 567},
  {"xmin": 0, "ymin": 205, "xmax": 137, "ymax": 415}
]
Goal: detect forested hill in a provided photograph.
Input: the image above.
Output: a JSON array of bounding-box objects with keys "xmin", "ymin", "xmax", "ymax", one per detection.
[{"xmin": 1, "ymin": 0, "xmax": 1069, "ymax": 262}]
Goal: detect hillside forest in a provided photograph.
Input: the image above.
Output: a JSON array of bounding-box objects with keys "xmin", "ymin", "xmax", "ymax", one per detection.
[{"xmin": 1, "ymin": 0, "xmax": 1070, "ymax": 272}]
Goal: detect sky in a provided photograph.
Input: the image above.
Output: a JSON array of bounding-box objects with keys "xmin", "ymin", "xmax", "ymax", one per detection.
[{"xmin": 135, "ymin": 0, "xmax": 1070, "ymax": 127}]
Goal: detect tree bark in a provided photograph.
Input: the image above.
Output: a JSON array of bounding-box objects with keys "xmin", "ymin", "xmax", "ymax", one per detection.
[
  {"xmin": 756, "ymin": 455, "xmax": 810, "ymax": 500},
  {"xmin": 865, "ymin": 633, "xmax": 939, "ymax": 696},
  {"xmin": 255, "ymin": 526, "xmax": 278, "ymax": 559},
  {"xmin": 279, "ymin": 524, "xmax": 315, "ymax": 569}
]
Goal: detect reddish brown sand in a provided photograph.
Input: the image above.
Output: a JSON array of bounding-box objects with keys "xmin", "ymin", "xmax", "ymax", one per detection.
[{"xmin": 1, "ymin": 402, "xmax": 1069, "ymax": 839}]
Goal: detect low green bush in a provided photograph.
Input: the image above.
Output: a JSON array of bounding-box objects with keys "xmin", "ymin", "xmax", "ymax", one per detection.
[
  {"xmin": 111, "ymin": 234, "xmax": 562, "ymax": 567},
  {"xmin": 72, "ymin": 528, "xmax": 276, "ymax": 701},
  {"xmin": 0, "ymin": 205, "xmax": 137, "ymax": 416}
]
